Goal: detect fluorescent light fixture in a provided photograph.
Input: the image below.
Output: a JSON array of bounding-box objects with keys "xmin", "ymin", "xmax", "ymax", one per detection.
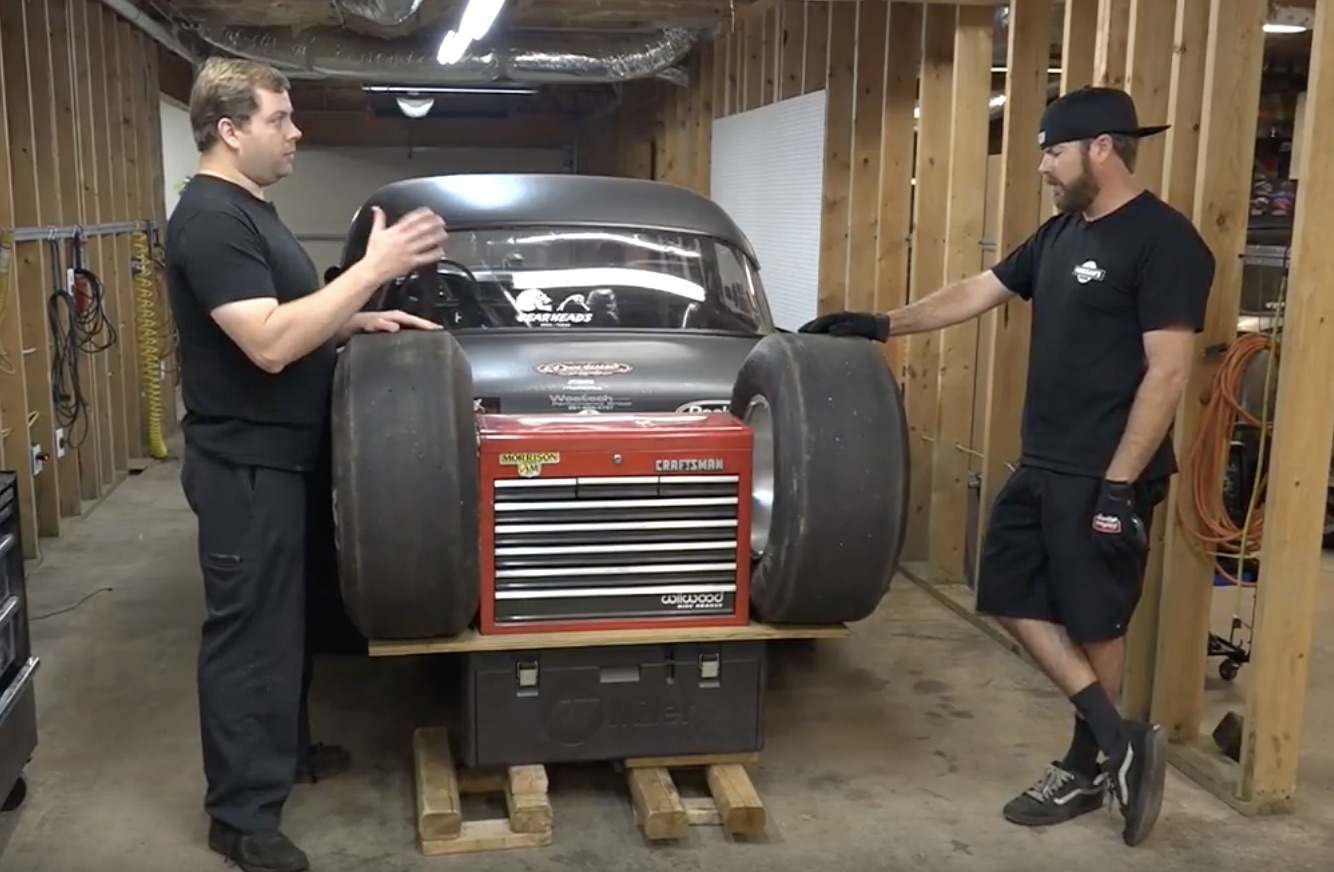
[
  {"xmin": 1264, "ymin": 22, "xmax": 1308, "ymax": 34},
  {"xmin": 991, "ymin": 65, "xmax": 1063, "ymax": 74},
  {"xmin": 363, "ymin": 85, "xmax": 538, "ymax": 95},
  {"xmin": 438, "ymin": 0, "xmax": 508, "ymax": 65}
]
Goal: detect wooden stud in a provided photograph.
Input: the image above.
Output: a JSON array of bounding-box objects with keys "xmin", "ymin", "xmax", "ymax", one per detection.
[
  {"xmin": 1237, "ymin": 0, "xmax": 1334, "ymax": 809},
  {"xmin": 929, "ymin": 5, "xmax": 993, "ymax": 585},
  {"xmin": 87, "ymin": 3, "xmax": 129, "ymax": 480},
  {"xmin": 114, "ymin": 20, "xmax": 146, "ymax": 462},
  {"xmin": 1120, "ymin": 0, "xmax": 1192, "ymax": 720},
  {"xmin": 872, "ymin": 1, "xmax": 922, "ymax": 365},
  {"xmin": 1151, "ymin": 0, "xmax": 1267, "ymax": 751},
  {"xmin": 0, "ymin": 4, "xmax": 39, "ymax": 558},
  {"xmin": 68, "ymin": 0, "xmax": 112, "ymax": 501},
  {"xmin": 1124, "ymin": 0, "xmax": 1177, "ymax": 194},
  {"xmin": 1061, "ymin": 0, "xmax": 1100, "ymax": 94},
  {"xmin": 44, "ymin": 0, "xmax": 90, "ymax": 514},
  {"xmin": 1, "ymin": 0, "xmax": 64, "ymax": 547},
  {"xmin": 1095, "ymin": 0, "xmax": 1132, "ymax": 88},
  {"xmin": 804, "ymin": 3, "xmax": 830, "ymax": 96},
  {"xmin": 779, "ymin": 2, "xmax": 805, "ymax": 101},
  {"xmin": 974, "ymin": 0, "xmax": 1050, "ymax": 573},
  {"xmin": 814, "ymin": 1, "xmax": 857, "ymax": 318},
  {"xmin": 845, "ymin": 0, "xmax": 889, "ymax": 315},
  {"xmin": 900, "ymin": 6, "xmax": 954, "ymax": 564}
]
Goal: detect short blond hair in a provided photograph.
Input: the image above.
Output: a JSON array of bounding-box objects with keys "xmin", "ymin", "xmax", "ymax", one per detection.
[{"xmin": 189, "ymin": 56, "xmax": 291, "ymax": 152}]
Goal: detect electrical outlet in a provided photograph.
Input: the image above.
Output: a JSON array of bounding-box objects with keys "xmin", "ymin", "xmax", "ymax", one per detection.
[
  {"xmin": 55, "ymin": 427, "xmax": 66, "ymax": 459},
  {"xmin": 30, "ymin": 444, "xmax": 43, "ymax": 478}
]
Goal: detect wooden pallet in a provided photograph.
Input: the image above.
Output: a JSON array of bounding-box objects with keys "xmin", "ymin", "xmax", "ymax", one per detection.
[
  {"xmin": 412, "ymin": 727, "xmax": 768, "ymax": 854},
  {"xmin": 413, "ymin": 727, "xmax": 554, "ymax": 856},
  {"xmin": 624, "ymin": 752, "xmax": 768, "ymax": 842}
]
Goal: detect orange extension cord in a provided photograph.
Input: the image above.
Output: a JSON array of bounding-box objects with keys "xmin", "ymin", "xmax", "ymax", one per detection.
[{"xmin": 1176, "ymin": 330, "xmax": 1277, "ymax": 584}]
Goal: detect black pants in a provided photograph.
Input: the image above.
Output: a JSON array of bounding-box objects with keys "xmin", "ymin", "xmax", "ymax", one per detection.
[
  {"xmin": 974, "ymin": 464, "xmax": 1168, "ymax": 645},
  {"xmin": 181, "ymin": 442, "xmax": 312, "ymax": 834}
]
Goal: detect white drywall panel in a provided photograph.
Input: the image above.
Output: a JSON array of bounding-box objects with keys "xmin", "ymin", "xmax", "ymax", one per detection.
[
  {"xmin": 159, "ymin": 96, "xmax": 197, "ymax": 218},
  {"xmin": 709, "ymin": 90, "xmax": 827, "ymax": 331}
]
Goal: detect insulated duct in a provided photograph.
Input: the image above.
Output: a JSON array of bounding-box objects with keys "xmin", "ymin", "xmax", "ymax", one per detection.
[
  {"xmin": 334, "ymin": 0, "xmax": 425, "ymax": 28},
  {"xmin": 188, "ymin": 23, "xmax": 697, "ymax": 85}
]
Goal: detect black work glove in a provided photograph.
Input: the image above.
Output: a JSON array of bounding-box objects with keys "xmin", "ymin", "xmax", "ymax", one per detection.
[
  {"xmin": 798, "ymin": 311, "xmax": 891, "ymax": 342},
  {"xmin": 1090, "ymin": 480, "xmax": 1147, "ymax": 559}
]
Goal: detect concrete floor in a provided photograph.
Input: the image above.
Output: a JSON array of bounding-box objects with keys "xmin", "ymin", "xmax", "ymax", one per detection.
[{"xmin": 1, "ymin": 454, "xmax": 1332, "ymax": 871}]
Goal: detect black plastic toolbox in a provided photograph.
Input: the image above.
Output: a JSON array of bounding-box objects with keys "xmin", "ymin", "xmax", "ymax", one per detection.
[
  {"xmin": 0, "ymin": 471, "xmax": 37, "ymax": 814},
  {"xmin": 448, "ymin": 640, "xmax": 767, "ymax": 768}
]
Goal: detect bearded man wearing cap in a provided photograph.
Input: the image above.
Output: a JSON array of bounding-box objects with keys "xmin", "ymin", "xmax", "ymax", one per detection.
[{"xmin": 801, "ymin": 86, "xmax": 1215, "ymax": 846}]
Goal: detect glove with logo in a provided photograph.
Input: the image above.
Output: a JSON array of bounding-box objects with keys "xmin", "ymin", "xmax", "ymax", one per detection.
[
  {"xmin": 1090, "ymin": 480, "xmax": 1147, "ymax": 559},
  {"xmin": 798, "ymin": 311, "xmax": 891, "ymax": 342}
]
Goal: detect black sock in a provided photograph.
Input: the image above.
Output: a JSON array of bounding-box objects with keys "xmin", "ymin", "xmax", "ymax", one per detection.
[
  {"xmin": 1069, "ymin": 681, "xmax": 1128, "ymax": 759},
  {"xmin": 1060, "ymin": 715, "xmax": 1101, "ymax": 777}
]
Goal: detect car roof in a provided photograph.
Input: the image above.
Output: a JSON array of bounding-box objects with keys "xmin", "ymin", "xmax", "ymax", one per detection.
[{"xmin": 337, "ymin": 173, "xmax": 758, "ymax": 267}]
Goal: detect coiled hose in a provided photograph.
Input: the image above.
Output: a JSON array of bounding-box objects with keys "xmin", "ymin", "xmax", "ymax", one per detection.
[
  {"xmin": 1177, "ymin": 330, "xmax": 1277, "ymax": 584},
  {"xmin": 131, "ymin": 228, "xmax": 168, "ymax": 459}
]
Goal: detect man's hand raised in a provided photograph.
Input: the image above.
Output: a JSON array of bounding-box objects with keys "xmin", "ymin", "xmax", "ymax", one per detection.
[{"xmin": 362, "ymin": 206, "xmax": 448, "ymax": 284}]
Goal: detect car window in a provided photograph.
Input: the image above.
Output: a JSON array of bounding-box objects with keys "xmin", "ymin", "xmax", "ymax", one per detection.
[{"xmin": 376, "ymin": 226, "xmax": 769, "ymax": 335}]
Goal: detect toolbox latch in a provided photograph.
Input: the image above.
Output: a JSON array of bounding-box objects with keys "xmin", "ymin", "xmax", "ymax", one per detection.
[
  {"xmin": 698, "ymin": 653, "xmax": 720, "ymax": 681},
  {"xmin": 516, "ymin": 660, "xmax": 539, "ymax": 688}
]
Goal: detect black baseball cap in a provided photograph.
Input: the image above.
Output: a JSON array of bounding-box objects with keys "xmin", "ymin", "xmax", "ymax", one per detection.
[{"xmin": 1037, "ymin": 86, "xmax": 1170, "ymax": 149}]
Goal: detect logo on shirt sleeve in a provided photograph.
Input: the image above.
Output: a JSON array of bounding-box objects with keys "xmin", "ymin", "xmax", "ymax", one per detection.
[{"xmin": 1072, "ymin": 260, "xmax": 1107, "ymax": 284}]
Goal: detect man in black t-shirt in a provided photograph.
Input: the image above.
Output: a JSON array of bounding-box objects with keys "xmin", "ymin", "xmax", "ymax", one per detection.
[
  {"xmin": 802, "ymin": 87, "xmax": 1214, "ymax": 847},
  {"xmin": 167, "ymin": 58, "xmax": 447, "ymax": 872}
]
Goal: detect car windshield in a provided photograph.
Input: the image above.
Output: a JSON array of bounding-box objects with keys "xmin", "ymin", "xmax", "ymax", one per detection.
[{"xmin": 380, "ymin": 225, "xmax": 769, "ymax": 335}]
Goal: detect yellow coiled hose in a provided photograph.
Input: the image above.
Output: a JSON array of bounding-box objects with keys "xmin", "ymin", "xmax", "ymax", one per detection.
[{"xmin": 131, "ymin": 228, "xmax": 168, "ymax": 459}]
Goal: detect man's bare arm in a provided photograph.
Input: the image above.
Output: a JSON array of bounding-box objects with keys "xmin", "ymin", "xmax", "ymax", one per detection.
[
  {"xmin": 886, "ymin": 270, "xmax": 1018, "ymax": 336},
  {"xmin": 212, "ymin": 258, "xmax": 390, "ymax": 372},
  {"xmin": 209, "ymin": 206, "xmax": 445, "ymax": 373},
  {"xmin": 1104, "ymin": 326, "xmax": 1196, "ymax": 483}
]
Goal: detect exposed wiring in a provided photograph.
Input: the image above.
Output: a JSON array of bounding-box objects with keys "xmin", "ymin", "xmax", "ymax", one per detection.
[
  {"xmin": 30, "ymin": 586, "xmax": 114, "ymax": 622},
  {"xmin": 46, "ymin": 234, "xmax": 118, "ymax": 453}
]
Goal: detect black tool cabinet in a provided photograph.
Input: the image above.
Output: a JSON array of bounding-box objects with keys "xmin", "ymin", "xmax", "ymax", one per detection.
[{"xmin": 0, "ymin": 472, "xmax": 37, "ymax": 813}]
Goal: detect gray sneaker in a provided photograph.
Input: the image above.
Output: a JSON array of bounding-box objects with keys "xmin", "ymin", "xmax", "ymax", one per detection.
[{"xmin": 1003, "ymin": 762, "xmax": 1108, "ymax": 827}]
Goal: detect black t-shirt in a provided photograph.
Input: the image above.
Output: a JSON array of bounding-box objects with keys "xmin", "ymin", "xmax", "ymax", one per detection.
[
  {"xmin": 989, "ymin": 190, "xmax": 1215, "ymax": 482},
  {"xmin": 166, "ymin": 174, "xmax": 335, "ymax": 472}
]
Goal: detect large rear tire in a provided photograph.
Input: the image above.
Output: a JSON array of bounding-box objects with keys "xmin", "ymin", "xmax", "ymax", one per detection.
[
  {"xmin": 729, "ymin": 332, "xmax": 910, "ymax": 625},
  {"xmin": 331, "ymin": 330, "xmax": 481, "ymax": 640}
]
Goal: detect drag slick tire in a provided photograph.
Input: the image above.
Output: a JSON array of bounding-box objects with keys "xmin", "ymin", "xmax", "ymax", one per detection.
[
  {"xmin": 730, "ymin": 332, "xmax": 910, "ymax": 625},
  {"xmin": 331, "ymin": 330, "xmax": 480, "ymax": 640}
]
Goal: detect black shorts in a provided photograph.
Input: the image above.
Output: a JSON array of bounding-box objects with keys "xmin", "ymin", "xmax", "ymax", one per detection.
[{"xmin": 974, "ymin": 464, "xmax": 1168, "ymax": 644}]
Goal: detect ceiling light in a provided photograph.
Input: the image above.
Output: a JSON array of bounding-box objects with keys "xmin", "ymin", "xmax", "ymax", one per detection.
[
  {"xmin": 438, "ymin": 0, "xmax": 507, "ymax": 65},
  {"xmin": 1264, "ymin": 23, "xmax": 1308, "ymax": 34},
  {"xmin": 396, "ymin": 96, "xmax": 435, "ymax": 117}
]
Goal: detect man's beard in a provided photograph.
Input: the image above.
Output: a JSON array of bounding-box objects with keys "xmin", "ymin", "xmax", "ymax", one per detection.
[
  {"xmin": 1054, "ymin": 173, "xmax": 1100, "ymax": 212},
  {"xmin": 1052, "ymin": 153, "xmax": 1099, "ymax": 213}
]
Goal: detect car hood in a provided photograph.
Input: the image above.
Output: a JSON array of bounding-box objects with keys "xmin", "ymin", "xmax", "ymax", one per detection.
[{"xmin": 452, "ymin": 329, "xmax": 765, "ymax": 415}]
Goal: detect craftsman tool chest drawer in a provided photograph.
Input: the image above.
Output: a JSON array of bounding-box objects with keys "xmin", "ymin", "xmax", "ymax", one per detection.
[
  {"xmin": 447, "ymin": 640, "xmax": 767, "ymax": 768},
  {"xmin": 0, "ymin": 471, "xmax": 37, "ymax": 815}
]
